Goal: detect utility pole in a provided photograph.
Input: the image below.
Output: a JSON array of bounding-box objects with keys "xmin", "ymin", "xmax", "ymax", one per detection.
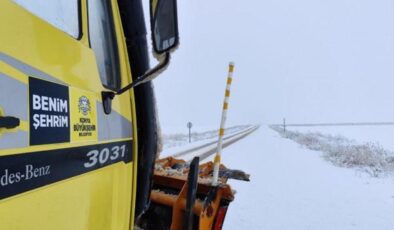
[{"xmin": 283, "ymin": 118, "xmax": 286, "ymax": 133}]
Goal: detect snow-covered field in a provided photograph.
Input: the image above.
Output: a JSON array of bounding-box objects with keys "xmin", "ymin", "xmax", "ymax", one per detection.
[
  {"xmin": 270, "ymin": 125, "xmax": 394, "ymax": 177},
  {"xmin": 161, "ymin": 125, "xmax": 393, "ymax": 229},
  {"xmin": 284, "ymin": 125, "xmax": 394, "ymax": 151},
  {"xmin": 161, "ymin": 125, "xmax": 394, "ymax": 229}
]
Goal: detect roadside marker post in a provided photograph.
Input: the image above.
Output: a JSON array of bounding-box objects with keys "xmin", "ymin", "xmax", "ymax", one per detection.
[
  {"xmin": 187, "ymin": 122, "xmax": 193, "ymax": 143},
  {"xmin": 212, "ymin": 62, "xmax": 235, "ymax": 186}
]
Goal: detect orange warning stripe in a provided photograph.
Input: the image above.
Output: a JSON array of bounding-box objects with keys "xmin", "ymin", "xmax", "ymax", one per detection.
[
  {"xmin": 214, "ymin": 154, "xmax": 221, "ymax": 163},
  {"xmin": 229, "ymin": 64, "xmax": 235, "ymax": 73},
  {"xmin": 223, "ymin": 102, "xmax": 228, "ymax": 110},
  {"xmin": 219, "ymin": 128, "xmax": 225, "ymax": 136}
]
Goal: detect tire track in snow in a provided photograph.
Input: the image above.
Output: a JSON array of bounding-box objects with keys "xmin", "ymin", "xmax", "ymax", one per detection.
[
  {"xmin": 166, "ymin": 125, "xmax": 259, "ymax": 162},
  {"xmin": 170, "ymin": 125, "xmax": 257, "ymax": 159}
]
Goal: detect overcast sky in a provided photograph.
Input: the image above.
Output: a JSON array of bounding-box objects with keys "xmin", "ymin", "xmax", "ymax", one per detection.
[{"xmin": 145, "ymin": 0, "xmax": 394, "ymax": 131}]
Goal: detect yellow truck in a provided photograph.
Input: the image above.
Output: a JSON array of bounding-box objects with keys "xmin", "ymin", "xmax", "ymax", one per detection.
[{"xmin": 0, "ymin": 1, "xmax": 245, "ymax": 229}]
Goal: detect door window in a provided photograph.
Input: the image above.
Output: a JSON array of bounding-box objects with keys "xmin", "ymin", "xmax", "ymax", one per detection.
[{"xmin": 88, "ymin": 0, "xmax": 121, "ymax": 90}]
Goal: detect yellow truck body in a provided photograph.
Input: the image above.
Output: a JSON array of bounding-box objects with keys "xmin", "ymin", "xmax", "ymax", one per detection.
[{"xmin": 0, "ymin": 1, "xmax": 138, "ymax": 229}]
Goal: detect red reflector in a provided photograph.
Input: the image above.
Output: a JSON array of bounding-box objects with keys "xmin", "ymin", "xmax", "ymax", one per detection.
[{"xmin": 213, "ymin": 206, "xmax": 228, "ymax": 230}]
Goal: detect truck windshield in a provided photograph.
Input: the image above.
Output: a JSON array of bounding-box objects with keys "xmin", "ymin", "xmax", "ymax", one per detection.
[{"xmin": 13, "ymin": 0, "xmax": 80, "ymax": 38}]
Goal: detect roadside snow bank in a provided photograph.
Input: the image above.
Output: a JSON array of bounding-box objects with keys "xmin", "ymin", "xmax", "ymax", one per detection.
[{"xmin": 271, "ymin": 125, "xmax": 394, "ymax": 176}]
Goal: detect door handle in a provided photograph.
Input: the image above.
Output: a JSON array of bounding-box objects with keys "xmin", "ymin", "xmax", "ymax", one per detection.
[{"xmin": 0, "ymin": 116, "xmax": 20, "ymax": 129}]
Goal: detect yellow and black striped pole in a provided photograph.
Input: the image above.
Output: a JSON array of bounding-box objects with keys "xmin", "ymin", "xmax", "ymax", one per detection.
[{"xmin": 212, "ymin": 62, "xmax": 235, "ymax": 186}]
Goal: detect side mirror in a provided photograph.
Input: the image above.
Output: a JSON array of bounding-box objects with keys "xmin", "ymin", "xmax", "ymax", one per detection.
[
  {"xmin": 101, "ymin": 0, "xmax": 179, "ymax": 114},
  {"xmin": 150, "ymin": 0, "xmax": 179, "ymax": 54}
]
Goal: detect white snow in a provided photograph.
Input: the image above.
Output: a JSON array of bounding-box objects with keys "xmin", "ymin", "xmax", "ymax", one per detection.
[
  {"xmin": 270, "ymin": 126, "xmax": 394, "ymax": 177},
  {"xmin": 171, "ymin": 127, "xmax": 256, "ymax": 162},
  {"xmin": 286, "ymin": 125, "xmax": 394, "ymax": 151},
  {"xmin": 218, "ymin": 126, "xmax": 394, "ymax": 230},
  {"xmin": 160, "ymin": 125, "xmax": 251, "ymax": 157}
]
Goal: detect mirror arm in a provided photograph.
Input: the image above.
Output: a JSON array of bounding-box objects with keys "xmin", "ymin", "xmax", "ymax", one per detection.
[
  {"xmin": 101, "ymin": 52, "xmax": 170, "ymax": 114},
  {"xmin": 116, "ymin": 52, "xmax": 170, "ymax": 95}
]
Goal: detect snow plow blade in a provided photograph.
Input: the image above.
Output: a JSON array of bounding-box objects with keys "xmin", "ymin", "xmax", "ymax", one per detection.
[{"xmin": 141, "ymin": 156, "xmax": 249, "ymax": 230}]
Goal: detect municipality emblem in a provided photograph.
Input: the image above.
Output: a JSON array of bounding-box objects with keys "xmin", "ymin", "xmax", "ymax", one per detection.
[{"xmin": 78, "ymin": 96, "xmax": 91, "ymax": 116}]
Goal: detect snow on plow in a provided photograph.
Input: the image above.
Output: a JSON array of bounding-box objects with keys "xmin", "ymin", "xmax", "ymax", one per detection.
[{"xmin": 143, "ymin": 156, "xmax": 249, "ymax": 230}]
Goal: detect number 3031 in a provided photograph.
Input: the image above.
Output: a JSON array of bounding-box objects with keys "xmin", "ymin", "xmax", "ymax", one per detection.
[{"xmin": 84, "ymin": 145, "xmax": 126, "ymax": 168}]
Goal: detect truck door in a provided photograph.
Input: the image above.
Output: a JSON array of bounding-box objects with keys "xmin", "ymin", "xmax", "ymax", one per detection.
[{"xmin": 0, "ymin": 1, "xmax": 136, "ymax": 229}]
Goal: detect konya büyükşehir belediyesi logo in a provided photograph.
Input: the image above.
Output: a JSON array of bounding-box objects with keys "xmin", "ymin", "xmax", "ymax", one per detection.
[{"xmin": 78, "ymin": 96, "xmax": 91, "ymax": 116}]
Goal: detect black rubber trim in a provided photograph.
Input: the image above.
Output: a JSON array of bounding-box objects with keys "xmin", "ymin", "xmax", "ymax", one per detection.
[
  {"xmin": 117, "ymin": 0, "xmax": 158, "ymax": 220},
  {"xmin": 75, "ymin": 0, "xmax": 83, "ymax": 40},
  {"xmin": 184, "ymin": 157, "xmax": 200, "ymax": 230}
]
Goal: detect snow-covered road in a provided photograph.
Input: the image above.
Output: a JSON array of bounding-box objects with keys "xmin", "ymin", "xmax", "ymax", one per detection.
[
  {"xmin": 222, "ymin": 126, "xmax": 394, "ymax": 230},
  {"xmin": 160, "ymin": 125, "xmax": 257, "ymax": 160}
]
